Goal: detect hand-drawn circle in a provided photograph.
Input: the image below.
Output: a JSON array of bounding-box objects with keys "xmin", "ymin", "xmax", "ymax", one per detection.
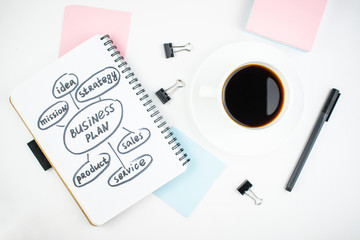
[
  {"xmin": 63, "ymin": 99, "xmax": 123, "ymax": 154},
  {"xmin": 73, "ymin": 153, "xmax": 111, "ymax": 187},
  {"xmin": 108, "ymin": 154, "xmax": 153, "ymax": 187},
  {"xmin": 75, "ymin": 67, "xmax": 121, "ymax": 103},
  {"xmin": 38, "ymin": 101, "xmax": 69, "ymax": 130},
  {"xmin": 117, "ymin": 128, "xmax": 151, "ymax": 154},
  {"xmin": 52, "ymin": 73, "xmax": 79, "ymax": 98}
]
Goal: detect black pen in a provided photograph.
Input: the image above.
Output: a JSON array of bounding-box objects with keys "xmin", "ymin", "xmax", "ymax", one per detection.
[{"xmin": 286, "ymin": 88, "xmax": 340, "ymax": 192}]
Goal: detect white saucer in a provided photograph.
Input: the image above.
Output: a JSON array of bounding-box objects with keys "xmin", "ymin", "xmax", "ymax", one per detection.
[{"xmin": 190, "ymin": 41, "xmax": 304, "ymax": 156}]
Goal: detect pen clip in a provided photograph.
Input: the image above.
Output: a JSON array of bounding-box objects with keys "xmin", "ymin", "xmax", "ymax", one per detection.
[{"xmin": 324, "ymin": 88, "xmax": 341, "ymax": 122}]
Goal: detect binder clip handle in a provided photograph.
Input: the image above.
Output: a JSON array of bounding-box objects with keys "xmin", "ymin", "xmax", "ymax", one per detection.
[
  {"xmin": 164, "ymin": 43, "xmax": 192, "ymax": 58},
  {"xmin": 165, "ymin": 79, "xmax": 184, "ymax": 95},
  {"xmin": 155, "ymin": 79, "xmax": 184, "ymax": 104}
]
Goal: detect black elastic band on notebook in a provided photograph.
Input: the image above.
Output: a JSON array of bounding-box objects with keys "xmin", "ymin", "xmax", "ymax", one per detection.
[{"xmin": 27, "ymin": 140, "xmax": 52, "ymax": 171}]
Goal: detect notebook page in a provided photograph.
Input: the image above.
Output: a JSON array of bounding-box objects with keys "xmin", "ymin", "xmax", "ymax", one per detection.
[{"xmin": 10, "ymin": 35, "xmax": 186, "ymax": 225}]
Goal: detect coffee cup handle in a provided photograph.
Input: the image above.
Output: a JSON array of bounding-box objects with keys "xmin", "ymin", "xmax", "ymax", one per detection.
[{"xmin": 199, "ymin": 86, "xmax": 217, "ymax": 98}]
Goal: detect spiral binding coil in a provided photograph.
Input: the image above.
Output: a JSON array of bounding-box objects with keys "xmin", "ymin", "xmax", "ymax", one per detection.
[{"xmin": 100, "ymin": 35, "xmax": 189, "ymax": 166}]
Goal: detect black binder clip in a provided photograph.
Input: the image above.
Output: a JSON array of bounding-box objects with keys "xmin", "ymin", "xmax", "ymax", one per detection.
[
  {"xmin": 155, "ymin": 79, "xmax": 184, "ymax": 104},
  {"xmin": 237, "ymin": 180, "xmax": 263, "ymax": 205},
  {"xmin": 164, "ymin": 43, "xmax": 192, "ymax": 58}
]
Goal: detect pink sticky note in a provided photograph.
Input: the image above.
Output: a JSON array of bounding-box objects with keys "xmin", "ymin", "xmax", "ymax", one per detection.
[
  {"xmin": 246, "ymin": 0, "xmax": 327, "ymax": 51},
  {"xmin": 59, "ymin": 5, "xmax": 131, "ymax": 57}
]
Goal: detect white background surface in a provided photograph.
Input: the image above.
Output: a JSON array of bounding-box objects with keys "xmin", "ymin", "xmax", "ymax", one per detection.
[{"xmin": 1, "ymin": 0, "xmax": 359, "ymax": 239}]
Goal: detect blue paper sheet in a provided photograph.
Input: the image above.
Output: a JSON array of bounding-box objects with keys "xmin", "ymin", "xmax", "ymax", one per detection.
[{"xmin": 153, "ymin": 128, "xmax": 225, "ymax": 217}]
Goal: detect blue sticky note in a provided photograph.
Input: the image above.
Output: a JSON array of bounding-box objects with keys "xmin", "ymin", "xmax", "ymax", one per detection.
[{"xmin": 153, "ymin": 128, "xmax": 225, "ymax": 217}]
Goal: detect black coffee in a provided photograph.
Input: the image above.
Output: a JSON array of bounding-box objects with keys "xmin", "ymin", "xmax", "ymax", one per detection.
[{"xmin": 222, "ymin": 64, "xmax": 284, "ymax": 128}]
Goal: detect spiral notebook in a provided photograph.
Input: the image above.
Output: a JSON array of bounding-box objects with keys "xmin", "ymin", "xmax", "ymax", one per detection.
[{"xmin": 10, "ymin": 35, "xmax": 189, "ymax": 226}]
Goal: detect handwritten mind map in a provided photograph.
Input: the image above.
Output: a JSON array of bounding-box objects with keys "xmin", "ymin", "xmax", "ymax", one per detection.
[{"xmin": 37, "ymin": 66, "xmax": 153, "ymax": 188}]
